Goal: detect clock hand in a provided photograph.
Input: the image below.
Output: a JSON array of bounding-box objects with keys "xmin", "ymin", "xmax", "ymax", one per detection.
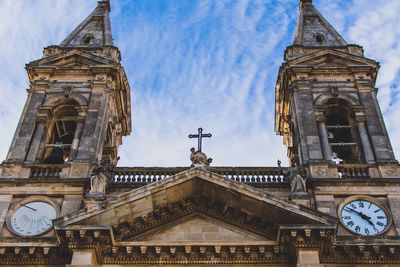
[
  {"xmin": 346, "ymin": 208, "xmax": 375, "ymax": 226},
  {"xmin": 20, "ymin": 204, "xmax": 37, "ymax": 211}
]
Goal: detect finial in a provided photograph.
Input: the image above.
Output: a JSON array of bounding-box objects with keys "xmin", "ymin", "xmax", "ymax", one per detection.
[
  {"xmin": 98, "ymin": 0, "xmax": 111, "ymax": 11},
  {"xmin": 299, "ymin": 0, "xmax": 312, "ymax": 8}
]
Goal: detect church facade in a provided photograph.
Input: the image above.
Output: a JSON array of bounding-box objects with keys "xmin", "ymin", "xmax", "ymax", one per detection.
[{"xmin": 0, "ymin": 0, "xmax": 400, "ymax": 266}]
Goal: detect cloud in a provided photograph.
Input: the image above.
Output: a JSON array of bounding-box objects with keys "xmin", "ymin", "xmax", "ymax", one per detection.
[{"xmin": 0, "ymin": 0, "xmax": 399, "ymax": 167}]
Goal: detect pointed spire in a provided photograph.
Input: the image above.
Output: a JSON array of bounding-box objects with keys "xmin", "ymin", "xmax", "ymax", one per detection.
[
  {"xmin": 60, "ymin": 0, "xmax": 113, "ymax": 47},
  {"xmin": 294, "ymin": 0, "xmax": 347, "ymax": 46}
]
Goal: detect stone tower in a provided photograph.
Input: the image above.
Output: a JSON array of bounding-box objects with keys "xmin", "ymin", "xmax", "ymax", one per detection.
[
  {"xmin": 1, "ymin": 0, "xmax": 131, "ymax": 179},
  {"xmin": 275, "ymin": 0, "xmax": 398, "ymax": 179}
]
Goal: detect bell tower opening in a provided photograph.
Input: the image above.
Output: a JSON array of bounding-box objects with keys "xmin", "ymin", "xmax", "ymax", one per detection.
[
  {"xmin": 43, "ymin": 99, "xmax": 78, "ymax": 164},
  {"xmin": 325, "ymin": 99, "xmax": 362, "ymax": 163}
]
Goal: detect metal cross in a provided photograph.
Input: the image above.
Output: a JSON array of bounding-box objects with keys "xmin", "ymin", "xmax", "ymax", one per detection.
[{"xmin": 188, "ymin": 127, "xmax": 212, "ymax": 152}]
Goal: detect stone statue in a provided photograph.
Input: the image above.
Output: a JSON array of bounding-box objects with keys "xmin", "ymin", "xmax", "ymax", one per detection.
[
  {"xmin": 190, "ymin": 147, "xmax": 212, "ymax": 167},
  {"xmin": 88, "ymin": 161, "xmax": 115, "ymax": 196},
  {"xmin": 278, "ymin": 160, "xmax": 307, "ymax": 194}
]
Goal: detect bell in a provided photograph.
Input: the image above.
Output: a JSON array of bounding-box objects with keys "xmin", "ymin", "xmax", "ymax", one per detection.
[{"xmin": 43, "ymin": 143, "xmax": 65, "ymax": 164}]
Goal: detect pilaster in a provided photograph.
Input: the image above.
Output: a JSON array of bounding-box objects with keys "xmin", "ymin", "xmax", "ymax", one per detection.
[{"xmin": 67, "ymin": 249, "xmax": 98, "ymax": 267}]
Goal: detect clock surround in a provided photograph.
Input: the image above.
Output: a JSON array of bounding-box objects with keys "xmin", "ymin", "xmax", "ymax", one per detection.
[
  {"xmin": 6, "ymin": 196, "xmax": 60, "ymax": 237},
  {"xmin": 338, "ymin": 196, "xmax": 392, "ymax": 236}
]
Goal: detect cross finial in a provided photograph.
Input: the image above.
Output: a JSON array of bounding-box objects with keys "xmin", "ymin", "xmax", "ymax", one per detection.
[{"xmin": 188, "ymin": 128, "xmax": 212, "ymax": 152}]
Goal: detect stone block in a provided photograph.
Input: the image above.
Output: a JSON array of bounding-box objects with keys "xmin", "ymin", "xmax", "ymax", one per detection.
[
  {"xmin": 297, "ymin": 249, "xmax": 322, "ymax": 266},
  {"xmin": 67, "ymin": 249, "xmax": 96, "ymax": 266},
  {"xmin": 1, "ymin": 165, "xmax": 22, "ymax": 178},
  {"xmin": 309, "ymin": 164, "xmax": 330, "ymax": 178},
  {"xmin": 0, "ymin": 195, "xmax": 12, "ymax": 231},
  {"xmin": 61, "ymin": 195, "xmax": 82, "ymax": 217},
  {"xmin": 69, "ymin": 164, "xmax": 90, "ymax": 178},
  {"xmin": 378, "ymin": 164, "xmax": 400, "ymax": 178}
]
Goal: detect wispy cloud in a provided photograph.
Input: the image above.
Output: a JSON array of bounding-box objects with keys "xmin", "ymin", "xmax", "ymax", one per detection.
[{"xmin": 0, "ymin": 0, "xmax": 398, "ymax": 167}]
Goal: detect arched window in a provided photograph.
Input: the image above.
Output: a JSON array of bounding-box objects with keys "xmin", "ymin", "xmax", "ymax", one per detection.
[
  {"xmin": 325, "ymin": 99, "xmax": 362, "ymax": 163},
  {"xmin": 315, "ymin": 34, "xmax": 324, "ymax": 44},
  {"xmin": 82, "ymin": 34, "xmax": 92, "ymax": 45},
  {"xmin": 43, "ymin": 99, "xmax": 78, "ymax": 164}
]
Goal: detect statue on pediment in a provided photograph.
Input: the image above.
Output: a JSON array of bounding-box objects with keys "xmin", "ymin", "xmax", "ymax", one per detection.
[
  {"xmin": 190, "ymin": 147, "xmax": 212, "ymax": 167},
  {"xmin": 278, "ymin": 160, "xmax": 307, "ymax": 194},
  {"xmin": 88, "ymin": 160, "xmax": 115, "ymax": 197}
]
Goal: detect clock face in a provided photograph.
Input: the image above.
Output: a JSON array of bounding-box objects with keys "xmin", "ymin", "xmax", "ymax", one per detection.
[
  {"xmin": 10, "ymin": 201, "xmax": 57, "ymax": 237},
  {"xmin": 340, "ymin": 199, "xmax": 389, "ymax": 236}
]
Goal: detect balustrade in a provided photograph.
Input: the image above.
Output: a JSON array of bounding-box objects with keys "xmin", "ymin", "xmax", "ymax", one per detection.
[
  {"xmin": 30, "ymin": 166, "xmax": 63, "ymax": 178},
  {"xmin": 113, "ymin": 167, "xmax": 287, "ymax": 185},
  {"xmin": 337, "ymin": 164, "xmax": 371, "ymax": 179}
]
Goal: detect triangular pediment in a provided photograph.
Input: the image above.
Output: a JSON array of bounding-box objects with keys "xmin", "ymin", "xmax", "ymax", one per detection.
[
  {"xmin": 288, "ymin": 49, "xmax": 378, "ymax": 68},
  {"xmin": 28, "ymin": 50, "xmax": 116, "ymax": 68},
  {"xmin": 55, "ymin": 168, "xmax": 337, "ymax": 237},
  {"xmin": 129, "ymin": 213, "xmax": 267, "ymax": 243}
]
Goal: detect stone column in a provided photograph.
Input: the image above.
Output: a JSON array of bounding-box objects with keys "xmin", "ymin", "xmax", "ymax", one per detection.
[
  {"xmin": 25, "ymin": 107, "xmax": 52, "ymax": 163},
  {"xmin": 356, "ymin": 115, "xmax": 375, "ymax": 164},
  {"xmin": 316, "ymin": 113, "xmax": 332, "ymax": 161},
  {"xmin": 68, "ymin": 112, "xmax": 86, "ymax": 161}
]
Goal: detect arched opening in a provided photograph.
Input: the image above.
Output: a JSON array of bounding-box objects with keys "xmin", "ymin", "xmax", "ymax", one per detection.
[
  {"xmin": 82, "ymin": 34, "xmax": 92, "ymax": 45},
  {"xmin": 325, "ymin": 99, "xmax": 362, "ymax": 163},
  {"xmin": 315, "ymin": 34, "xmax": 324, "ymax": 44},
  {"xmin": 43, "ymin": 99, "xmax": 78, "ymax": 164}
]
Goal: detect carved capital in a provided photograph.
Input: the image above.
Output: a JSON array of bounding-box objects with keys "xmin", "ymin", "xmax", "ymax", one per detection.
[
  {"xmin": 36, "ymin": 107, "xmax": 52, "ymax": 123},
  {"xmin": 314, "ymin": 109, "xmax": 326, "ymax": 122},
  {"xmin": 76, "ymin": 106, "xmax": 88, "ymax": 117}
]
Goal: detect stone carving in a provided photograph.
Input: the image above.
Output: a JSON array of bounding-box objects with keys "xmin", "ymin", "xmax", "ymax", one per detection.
[
  {"xmin": 88, "ymin": 161, "xmax": 115, "ymax": 197},
  {"xmin": 278, "ymin": 160, "xmax": 307, "ymax": 194},
  {"xmin": 190, "ymin": 147, "xmax": 212, "ymax": 167}
]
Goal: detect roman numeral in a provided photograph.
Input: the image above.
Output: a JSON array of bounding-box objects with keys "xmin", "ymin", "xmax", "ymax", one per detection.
[
  {"xmin": 355, "ymin": 226, "xmax": 361, "ymax": 232},
  {"xmin": 374, "ymin": 208, "xmax": 382, "ymax": 213},
  {"xmin": 347, "ymin": 221, "xmax": 354, "ymax": 227},
  {"xmin": 364, "ymin": 228, "xmax": 370, "ymax": 234},
  {"xmin": 358, "ymin": 201, "xmax": 364, "ymax": 208},
  {"xmin": 376, "ymin": 222, "xmax": 385, "ymax": 227}
]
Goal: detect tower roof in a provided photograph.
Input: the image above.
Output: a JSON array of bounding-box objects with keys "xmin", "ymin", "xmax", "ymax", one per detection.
[
  {"xmin": 60, "ymin": 0, "xmax": 113, "ymax": 47},
  {"xmin": 294, "ymin": 0, "xmax": 347, "ymax": 46}
]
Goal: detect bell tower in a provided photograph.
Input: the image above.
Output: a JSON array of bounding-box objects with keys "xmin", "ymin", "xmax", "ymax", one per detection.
[
  {"xmin": 1, "ymin": 0, "xmax": 131, "ymax": 179},
  {"xmin": 275, "ymin": 0, "xmax": 398, "ymax": 177}
]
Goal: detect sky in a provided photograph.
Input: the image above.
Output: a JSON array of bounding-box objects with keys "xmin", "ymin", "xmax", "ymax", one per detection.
[{"xmin": 0, "ymin": 0, "xmax": 399, "ymax": 167}]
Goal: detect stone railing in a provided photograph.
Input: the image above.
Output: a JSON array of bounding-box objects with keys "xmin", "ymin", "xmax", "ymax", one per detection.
[
  {"xmin": 29, "ymin": 165, "xmax": 63, "ymax": 179},
  {"xmin": 113, "ymin": 167, "xmax": 288, "ymax": 185},
  {"xmin": 337, "ymin": 164, "xmax": 371, "ymax": 179}
]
